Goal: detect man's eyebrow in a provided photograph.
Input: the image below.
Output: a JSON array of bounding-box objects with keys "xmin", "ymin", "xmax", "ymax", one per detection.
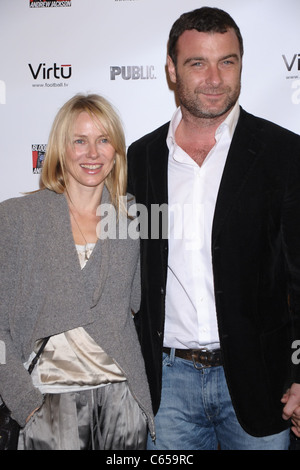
[
  {"xmin": 183, "ymin": 53, "xmax": 240, "ymax": 65},
  {"xmin": 183, "ymin": 56, "xmax": 205, "ymax": 66},
  {"xmin": 220, "ymin": 53, "xmax": 240, "ymax": 61}
]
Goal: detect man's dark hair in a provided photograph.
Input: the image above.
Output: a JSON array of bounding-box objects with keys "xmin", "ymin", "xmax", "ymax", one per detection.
[{"xmin": 168, "ymin": 7, "xmax": 244, "ymax": 65}]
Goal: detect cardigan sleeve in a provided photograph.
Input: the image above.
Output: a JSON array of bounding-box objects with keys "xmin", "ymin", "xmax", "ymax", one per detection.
[{"xmin": 0, "ymin": 199, "xmax": 44, "ymax": 426}]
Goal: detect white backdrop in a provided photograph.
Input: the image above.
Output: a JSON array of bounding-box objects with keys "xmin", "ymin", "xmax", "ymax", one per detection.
[{"xmin": 0, "ymin": 0, "xmax": 299, "ymax": 201}]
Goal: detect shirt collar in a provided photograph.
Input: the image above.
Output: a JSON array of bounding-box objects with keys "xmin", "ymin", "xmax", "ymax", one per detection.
[{"xmin": 167, "ymin": 101, "xmax": 240, "ymax": 150}]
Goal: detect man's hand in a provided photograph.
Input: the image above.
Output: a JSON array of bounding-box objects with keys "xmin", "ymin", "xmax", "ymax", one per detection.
[{"xmin": 281, "ymin": 383, "xmax": 300, "ymax": 437}]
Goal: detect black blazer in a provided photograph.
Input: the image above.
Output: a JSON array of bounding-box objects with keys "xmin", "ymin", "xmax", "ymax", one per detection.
[{"xmin": 127, "ymin": 107, "xmax": 300, "ymax": 437}]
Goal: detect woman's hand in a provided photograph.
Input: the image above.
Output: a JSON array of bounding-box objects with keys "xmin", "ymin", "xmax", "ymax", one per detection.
[{"xmin": 25, "ymin": 407, "xmax": 40, "ymax": 423}]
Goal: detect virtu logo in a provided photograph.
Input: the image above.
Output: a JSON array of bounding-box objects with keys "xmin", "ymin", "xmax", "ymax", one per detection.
[
  {"xmin": 282, "ymin": 54, "xmax": 300, "ymax": 72},
  {"xmin": 29, "ymin": 63, "xmax": 72, "ymax": 80}
]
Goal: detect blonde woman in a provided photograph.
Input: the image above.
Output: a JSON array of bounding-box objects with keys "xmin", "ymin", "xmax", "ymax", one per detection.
[{"xmin": 0, "ymin": 94, "xmax": 154, "ymax": 450}]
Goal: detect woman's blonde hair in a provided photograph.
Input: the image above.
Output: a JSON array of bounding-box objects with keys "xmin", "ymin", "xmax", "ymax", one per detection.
[{"xmin": 41, "ymin": 93, "xmax": 127, "ymax": 213}]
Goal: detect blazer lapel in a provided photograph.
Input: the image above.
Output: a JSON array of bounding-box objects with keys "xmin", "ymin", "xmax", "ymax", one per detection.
[
  {"xmin": 147, "ymin": 124, "xmax": 169, "ymax": 206},
  {"xmin": 212, "ymin": 109, "xmax": 264, "ymax": 245},
  {"xmin": 145, "ymin": 125, "xmax": 169, "ymax": 284}
]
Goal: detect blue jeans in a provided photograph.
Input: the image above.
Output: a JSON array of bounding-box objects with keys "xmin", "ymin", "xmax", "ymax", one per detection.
[{"xmin": 147, "ymin": 350, "xmax": 290, "ymax": 450}]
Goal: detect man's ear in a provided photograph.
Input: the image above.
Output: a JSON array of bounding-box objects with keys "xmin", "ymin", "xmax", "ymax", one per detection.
[{"xmin": 167, "ymin": 55, "xmax": 177, "ymax": 84}]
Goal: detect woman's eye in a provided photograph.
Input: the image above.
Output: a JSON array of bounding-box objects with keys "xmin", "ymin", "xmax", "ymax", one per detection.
[{"xmin": 99, "ymin": 137, "xmax": 110, "ymax": 144}]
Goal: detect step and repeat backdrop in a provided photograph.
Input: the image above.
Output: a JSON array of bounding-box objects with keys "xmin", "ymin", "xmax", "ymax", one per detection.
[{"xmin": 0, "ymin": 0, "xmax": 299, "ymax": 201}]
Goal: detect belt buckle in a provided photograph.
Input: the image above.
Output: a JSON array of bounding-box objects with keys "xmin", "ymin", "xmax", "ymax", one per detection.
[{"xmin": 192, "ymin": 348, "xmax": 211, "ymax": 370}]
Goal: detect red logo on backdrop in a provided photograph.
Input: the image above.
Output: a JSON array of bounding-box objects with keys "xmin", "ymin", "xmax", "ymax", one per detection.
[
  {"xmin": 29, "ymin": 0, "xmax": 71, "ymax": 7},
  {"xmin": 32, "ymin": 144, "xmax": 46, "ymax": 174}
]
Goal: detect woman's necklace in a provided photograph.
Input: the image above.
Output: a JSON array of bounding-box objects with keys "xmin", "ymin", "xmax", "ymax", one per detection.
[{"xmin": 69, "ymin": 209, "xmax": 93, "ymax": 261}]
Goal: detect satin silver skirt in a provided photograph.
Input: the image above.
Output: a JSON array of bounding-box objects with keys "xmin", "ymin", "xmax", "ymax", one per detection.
[{"xmin": 18, "ymin": 382, "xmax": 147, "ymax": 450}]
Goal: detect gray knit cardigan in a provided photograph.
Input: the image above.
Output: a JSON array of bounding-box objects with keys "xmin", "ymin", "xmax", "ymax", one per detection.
[{"xmin": 0, "ymin": 187, "xmax": 154, "ymax": 438}]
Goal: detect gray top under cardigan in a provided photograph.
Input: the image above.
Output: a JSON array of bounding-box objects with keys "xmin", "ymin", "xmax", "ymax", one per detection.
[{"xmin": 0, "ymin": 187, "xmax": 154, "ymax": 438}]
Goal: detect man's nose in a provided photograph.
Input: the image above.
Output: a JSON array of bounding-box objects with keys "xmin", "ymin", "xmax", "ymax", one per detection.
[{"xmin": 205, "ymin": 65, "xmax": 222, "ymax": 86}]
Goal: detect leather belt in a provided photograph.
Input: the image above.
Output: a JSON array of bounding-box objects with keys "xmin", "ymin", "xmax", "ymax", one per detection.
[{"xmin": 163, "ymin": 347, "xmax": 222, "ymax": 370}]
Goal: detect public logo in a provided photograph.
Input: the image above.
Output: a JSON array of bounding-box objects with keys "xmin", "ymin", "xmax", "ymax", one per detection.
[
  {"xmin": 32, "ymin": 144, "xmax": 47, "ymax": 174},
  {"xmin": 29, "ymin": 0, "xmax": 71, "ymax": 7},
  {"xmin": 110, "ymin": 66, "xmax": 156, "ymax": 81}
]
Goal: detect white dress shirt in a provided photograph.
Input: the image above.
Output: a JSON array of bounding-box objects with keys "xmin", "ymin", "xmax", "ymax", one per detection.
[{"xmin": 164, "ymin": 102, "xmax": 240, "ymax": 350}]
